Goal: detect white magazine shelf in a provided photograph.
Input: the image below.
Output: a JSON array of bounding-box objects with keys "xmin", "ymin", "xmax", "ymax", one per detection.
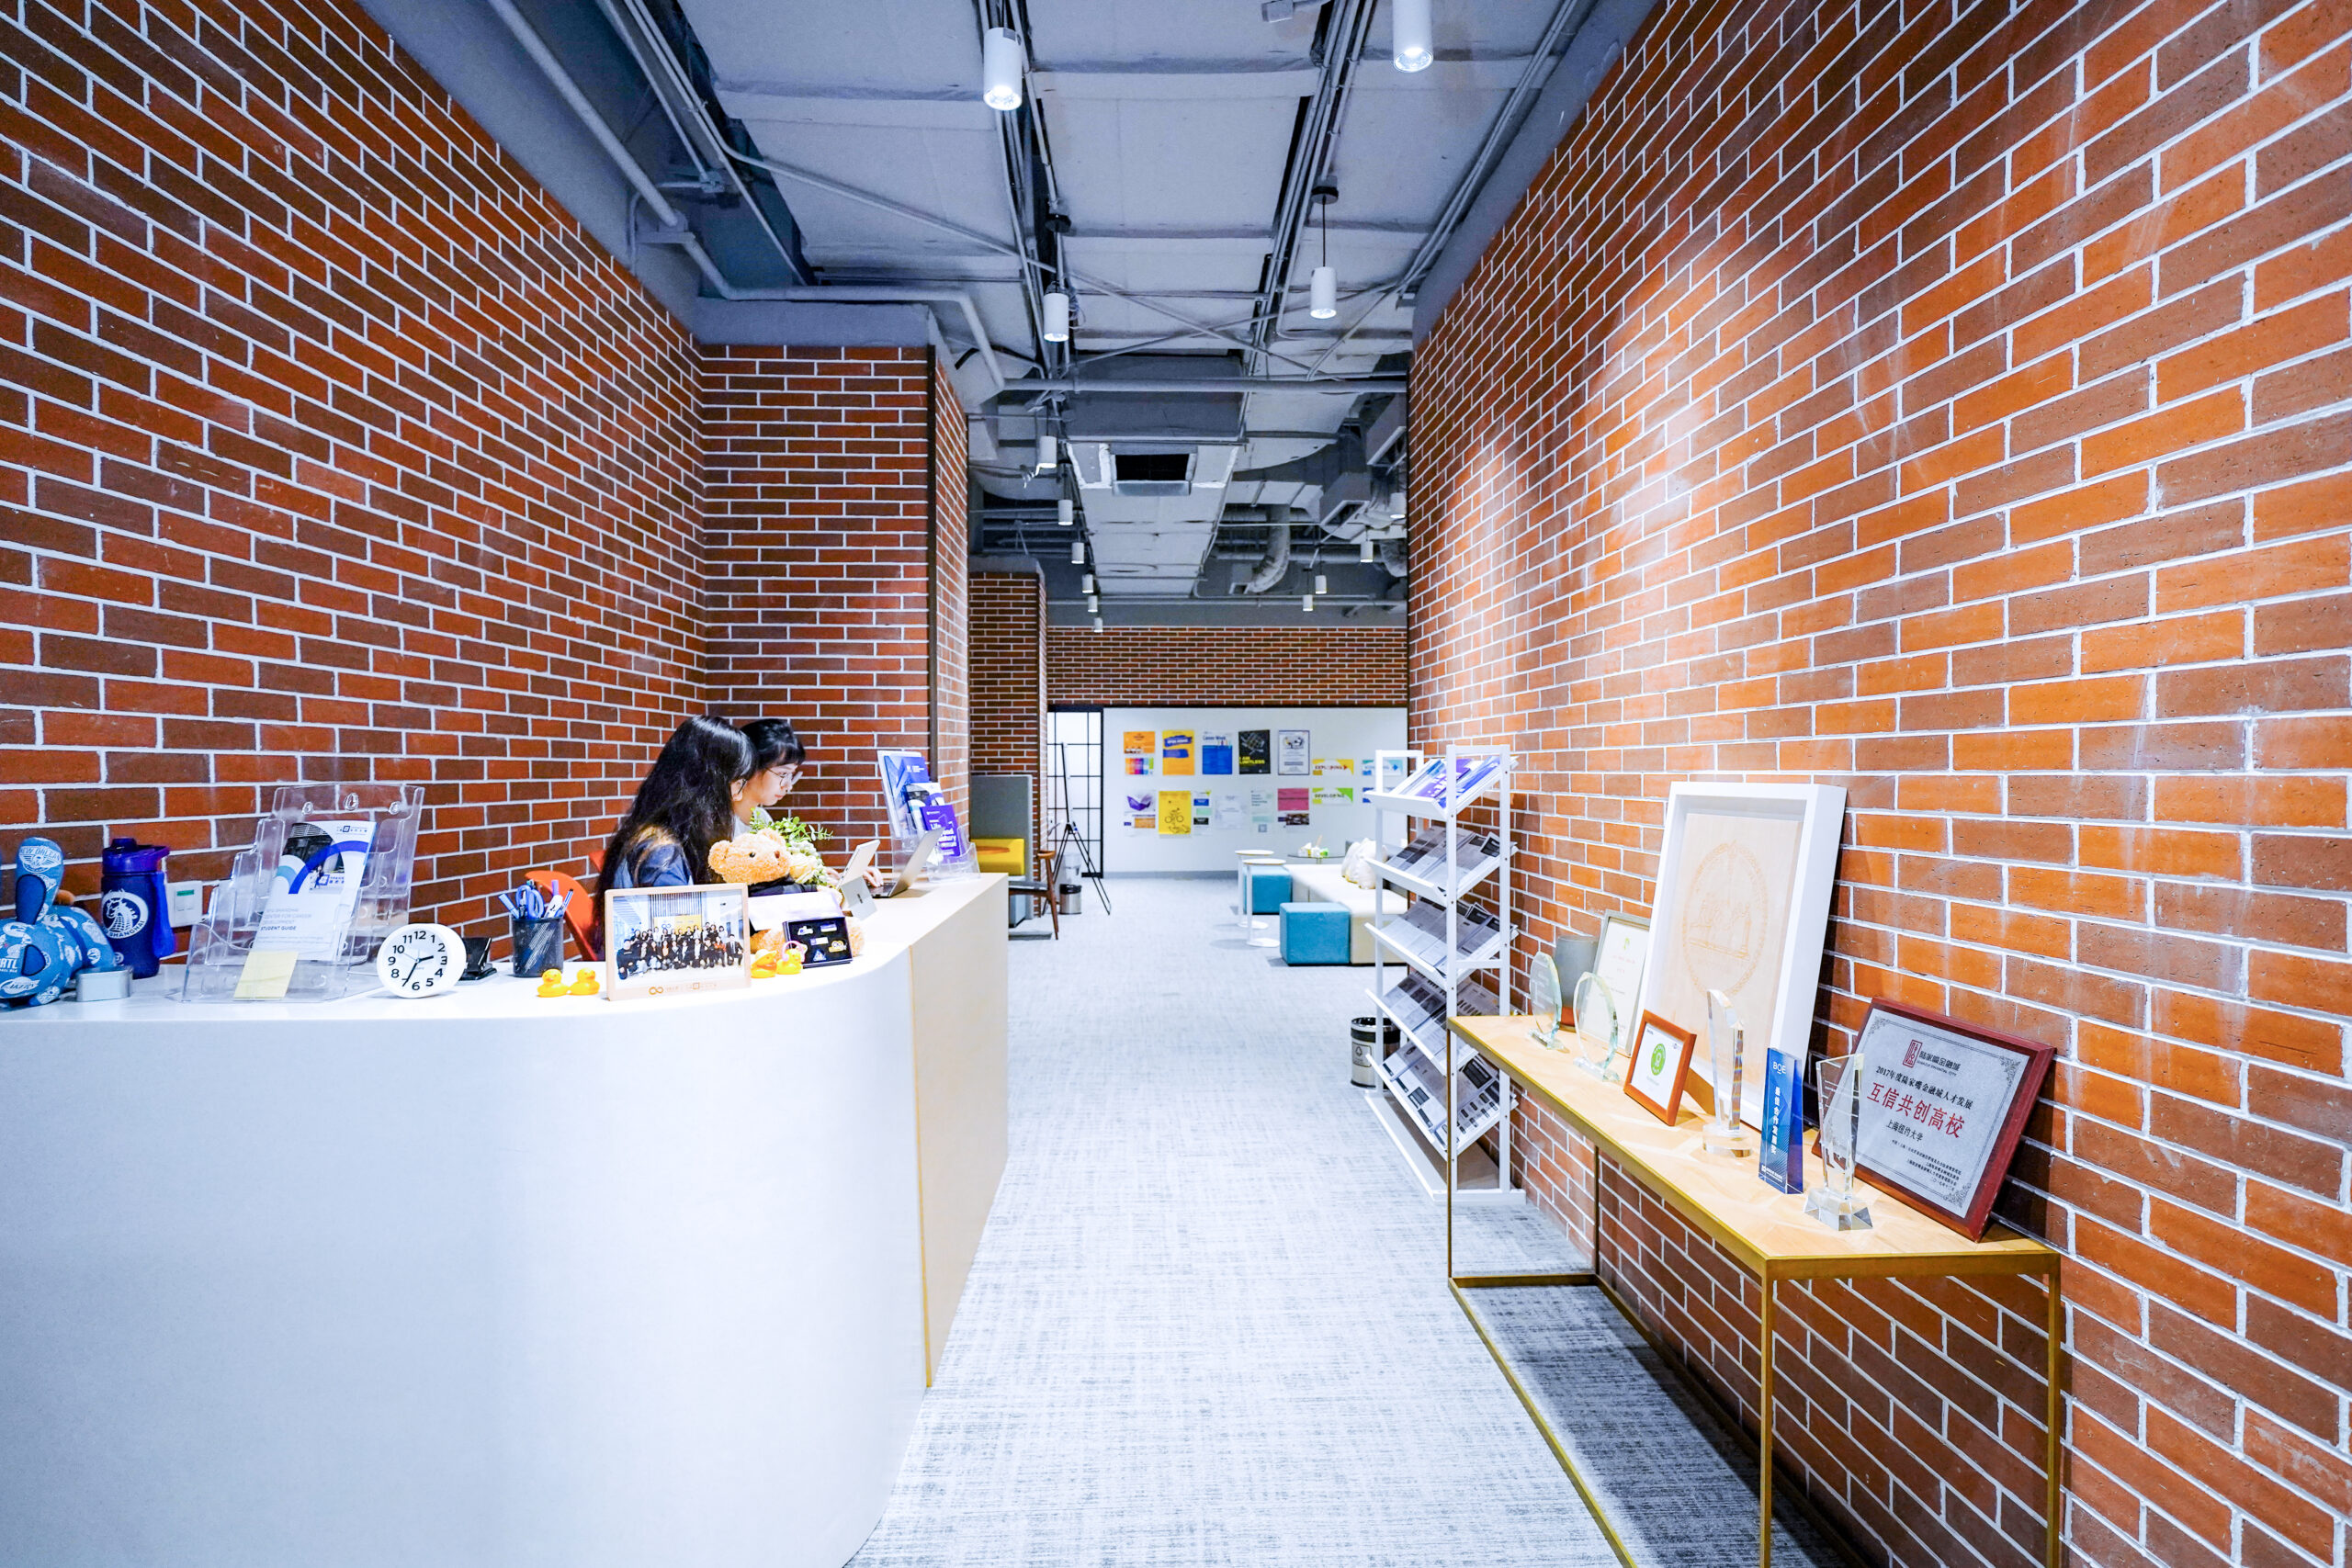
[{"xmin": 1367, "ymin": 745, "xmax": 1517, "ymax": 1201}]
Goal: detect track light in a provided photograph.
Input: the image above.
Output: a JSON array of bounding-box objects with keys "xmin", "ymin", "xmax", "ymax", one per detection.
[
  {"xmin": 1043, "ymin": 289, "xmax": 1069, "ymax": 343},
  {"xmin": 1037, "ymin": 432, "xmax": 1057, "ymax": 472},
  {"xmin": 982, "ymin": 27, "xmax": 1023, "ymax": 109},
  {"xmin": 1393, "ymin": 0, "xmax": 1432, "ymax": 71},
  {"xmin": 1072, "ymin": 540, "xmax": 1085, "ymax": 565},
  {"xmin": 1057, "ymin": 497, "xmax": 1074, "ymax": 525},
  {"xmin": 1309, "ymin": 265, "xmax": 1337, "ymax": 320},
  {"xmin": 1315, "ymin": 573, "xmax": 1329, "ymax": 595},
  {"xmin": 1360, "ymin": 536, "xmax": 1375, "ymax": 562},
  {"xmin": 1302, "ymin": 593, "xmax": 1315, "ymax": 612}
]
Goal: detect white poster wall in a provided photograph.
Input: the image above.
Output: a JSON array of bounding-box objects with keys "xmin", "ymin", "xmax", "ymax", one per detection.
[{"xmin": 1102, "ymin": 705, "xmax": 1406, "ymax": 873}]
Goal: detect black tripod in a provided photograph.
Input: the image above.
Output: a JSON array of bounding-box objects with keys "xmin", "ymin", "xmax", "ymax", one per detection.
[{"xmin": 1048, "ymin": 740, "xmax": 1110, "ymax": 913}]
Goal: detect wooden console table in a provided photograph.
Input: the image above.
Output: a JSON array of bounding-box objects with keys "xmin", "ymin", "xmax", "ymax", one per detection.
[{"xmin": 1445, "ymin": 1015, "xmax": 2063, "ymax": 1568}]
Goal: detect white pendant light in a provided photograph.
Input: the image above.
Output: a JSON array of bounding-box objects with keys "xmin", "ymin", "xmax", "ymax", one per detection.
[
  {"xmin": 1315, "ymin": 573, "xmax": 1329, "ymax": 595},
  {"xmin": 1308, "ymin": 265, "xmax": 1337, "ymax": 320},
  {"xmin": 982, "ymin": 27, "xmax": 1024, "ymax": 109},
  {"xmin": 1081, "ymin": 574, "xmax": 1095, "ymax": 593},
  {"xmin": 1057, "ymin": 497, "xmax": 1074, "ymax": 525},
  {"xmin": 1091, "ymin": 615, "xmax": 1103, "ymax": 632},
  {"xmin": 1086, "ymin": 593, "xmax": 1099, "ymax": 613},
  {"xmin": 1071, "ymin": 540, "xmax": 1086, "ymax": 564},
  {"xmin": 1393, "ymin": 0, "xmax": 1432, "ymax": 72},
  {"xmin": 1043, "ymin": 289, "xmax": 1070, "ymax": 343},
  {"xmin": 1360, "ymin": 536, "xmax": 1375, "ymax": 562},
  {"xmin": 1302, "ymin": 593, "xmax": 1315, "ymax": 612},
  {"xmin": 1037, "ymin": 432, "xmax": 1057, "ymax": 472}
]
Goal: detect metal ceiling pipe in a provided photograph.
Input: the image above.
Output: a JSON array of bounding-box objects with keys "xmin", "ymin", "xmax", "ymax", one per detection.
[
  {"xmin": 1241, "ymin": 516, "xmax": 1294, "ymax": 593},
  {"xmin": 1004, "ymin": 377, "xmax": 1405, "ymax": 394},
  {"xmin": 1254, "ymin": 0, "xmax": 1378, "ymax": 363},
  {"xmin": 481, "ymin": 0, "xmax": 1005, "ymax": 392}
]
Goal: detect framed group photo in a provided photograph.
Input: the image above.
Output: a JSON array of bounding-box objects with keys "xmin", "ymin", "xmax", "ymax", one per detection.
[{"xmin": 604, "ymin": 884, "xmax": 752, "ymax": 1000}]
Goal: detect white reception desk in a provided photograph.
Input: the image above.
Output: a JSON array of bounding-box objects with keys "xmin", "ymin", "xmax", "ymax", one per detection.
[{"xmin": 0, "ymin": 873, "xmax": 1008, "ymax": 1568}]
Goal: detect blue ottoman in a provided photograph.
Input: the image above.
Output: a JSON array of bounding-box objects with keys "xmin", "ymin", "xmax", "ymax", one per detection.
[
  {"xmin": 1280, "ymin": 901, "xmax": 1351, "ymax": 965},
  {"xmin": 1248, "ymin": 865, "xmax": 1294, "ymax": 914}
]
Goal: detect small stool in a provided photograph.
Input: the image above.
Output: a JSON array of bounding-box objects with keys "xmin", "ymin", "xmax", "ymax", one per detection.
[
  {"xmin": 1280, "ymin": 901, "xmax": 1351, "ymax": 965},
  {"xmin": 1247, "ymin": 864, "xmax": 1294, "ymax": 915}
]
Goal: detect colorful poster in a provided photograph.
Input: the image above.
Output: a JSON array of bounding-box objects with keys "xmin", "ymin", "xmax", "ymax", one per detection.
[
  {"xmin": 1277, "ymin": 786, "xmax": 1311, "ymax": 827},
  {"xmin": 1249, "ymin": 787, "xmax": 1275, "ymax": 830},
  {"xmin": 1192, "ymin": 790, "xmax": 1212, "ymax": 828},
  {"xmin": 1161, "ymin": 730, "xmax": 1195, "ymax": 775},
  {"xmin": 1125, "ymin": 791, "xmax": 1157, "ymax": 831},
  {"xmin": 1239, "ymin": 730, "xmax": 1271, "ymax": 774},
  {"xmin": 1312, "ymin": 785, "xmax": 1355, "ymax": 807},
  {"xmin": 1277, "ymin": 729, "xmax": 1311, "ymax": 775},
  {"xmin": 1200, "ymin": 732, "xmax": 1234, "ymax": 774},
  {"xmin": 1314, "ymin": 757, "xmax": 1353, "ymax": 782},
  {"xmin": 1123, "ymin": 730, "xmax": 1156, "ymax": 775},
  {"xmin": 1158, "ymin": 790, "xmax": 1192, "ymax": 836},
  {"xmin": 1214, "ymin": 792, "xmax": 1244, "ymax": 831}
]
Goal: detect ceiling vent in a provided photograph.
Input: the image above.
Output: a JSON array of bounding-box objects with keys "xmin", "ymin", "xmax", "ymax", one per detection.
[{"xmin": 1113, "ymin": 451, "xmax": 1193, "ymax": 497}]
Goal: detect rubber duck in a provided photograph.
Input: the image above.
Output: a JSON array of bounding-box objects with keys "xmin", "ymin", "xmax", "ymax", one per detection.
[
  {"xmin": 534, "ymin": 968, "xmax": 568, "ymax": 998},
  {"xmin": 567, "ymin": 968, "xmax": 600, "ymax": 997}
]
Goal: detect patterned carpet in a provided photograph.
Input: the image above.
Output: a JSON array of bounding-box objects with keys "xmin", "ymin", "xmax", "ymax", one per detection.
[{"xmin": 847, "ymin": 877, "xmax": 1829, "ymax": 1568}]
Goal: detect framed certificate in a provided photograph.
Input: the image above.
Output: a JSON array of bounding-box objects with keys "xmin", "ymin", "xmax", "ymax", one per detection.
[
  {"xmin": 1590, "ymin": 912, "xmax": 1649, "ymax": 1054},
  {"xmin": 1623, "ymin": 1010, "xmax": 1698, "ymax": 1125},
  {"xmin": 1850, "ymin": 999, "xmax": 2054, "ymax": 1239}
]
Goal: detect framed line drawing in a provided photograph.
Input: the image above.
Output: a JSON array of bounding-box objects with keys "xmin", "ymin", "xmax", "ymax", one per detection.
[
  {"xmin": 1634, "ymin": 782, "xmax": 1845, "ymax": 1131},
  {"xmin": 1849, "ymin": 998, "xmax": 2056, "ymax": 1240}
]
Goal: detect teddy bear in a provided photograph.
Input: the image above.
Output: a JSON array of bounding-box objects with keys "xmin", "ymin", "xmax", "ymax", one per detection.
[{"xmin": 707, "ymin": 832, "xmax": 793, "ymax": 885}]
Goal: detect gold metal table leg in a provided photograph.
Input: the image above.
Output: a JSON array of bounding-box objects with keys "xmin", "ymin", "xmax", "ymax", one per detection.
[
  {"xmin": 1758, "ymin": 1273, "xmax": 1776, "ymax": 1568},
  {"xmin": 2045, "ymin": 1266, "xmax": 2064, "ymax": 1567}
]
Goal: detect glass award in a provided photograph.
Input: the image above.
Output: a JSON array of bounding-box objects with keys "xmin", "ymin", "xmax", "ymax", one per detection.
[
  {"xmin": 1805, "ymin": 1051, "xmax": 1873, "ymax": 1229},
  {"xmin": 1528, "ymin": 953, "xmax": 1565, "ymax": 1048},
  {"xmin": 1571, "ymin": 971, "xmax": 1617, "ymax": 1077},
  {"xmin": 1702, "ymin": 987, "xmax": 1758, "ymax": 1156}
]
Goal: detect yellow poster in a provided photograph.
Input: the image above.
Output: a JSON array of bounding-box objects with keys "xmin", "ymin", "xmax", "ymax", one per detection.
[
  {"xmin": 1161, "ymin": 730, "xmax": 1195, "ymax": 775},
  {"xmin": 1123, "ymin": 730, "xmax": 1156, "ymax": 776},
  {"xmin": 1158, "ymin": 790, "xmax": 1192, "ymax": 836}
]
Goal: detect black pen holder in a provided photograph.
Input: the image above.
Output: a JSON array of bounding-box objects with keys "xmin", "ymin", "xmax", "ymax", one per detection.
[{"xmin": 510, "ymin": 916, "xmax": 564, "ymax": 978}]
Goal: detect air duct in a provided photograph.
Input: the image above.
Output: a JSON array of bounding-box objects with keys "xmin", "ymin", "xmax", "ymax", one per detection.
[{"xmin": 1242, "ymin": 516, "xmax": 1293, "ymax": 594}]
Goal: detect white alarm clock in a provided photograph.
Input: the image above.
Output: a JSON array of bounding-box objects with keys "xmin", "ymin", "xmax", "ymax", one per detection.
[{"xmin": 376, "ymin": 922, "xmax": 465, "ymax": 998}]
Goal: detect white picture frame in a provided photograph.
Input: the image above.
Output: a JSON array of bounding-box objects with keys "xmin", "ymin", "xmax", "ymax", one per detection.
[
  {"xmin": 1634, "ymin": 782, "xmax": 1845, "ymax": 1131},
  {"xmin": 1591, "ymin": 911, "xmax": 1650, "ymax": 1053},
  {"xmin": 604, "ymin": 884, "xmax": 752, "ymax": 1001}
]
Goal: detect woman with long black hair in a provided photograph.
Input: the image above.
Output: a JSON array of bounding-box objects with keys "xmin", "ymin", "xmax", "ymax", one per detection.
[{"xmin": 595, "ymin": 716, "xmax": 757, "ymax": 894}]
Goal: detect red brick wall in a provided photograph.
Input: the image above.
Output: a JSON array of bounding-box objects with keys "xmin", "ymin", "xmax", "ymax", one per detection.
[
  {"xmin": 1414, "ymin": 2, "xmax": 2352, "ymax": 1567},
  {"xmin": 971, "ymin": 570, "xmax": 1045, "ymax": 837},
  {"xmin": 0, "ymin": 0, "xmax": 705, "ymax": 933},
  {"xmin": 930, "ymin": 361, "xmax": 968, "ymax": 829},
  {"xmin": 0, "ymin": 0, "xmax": 972, "ymax": 928},
  {"xmin": 1047, "ymin": 626, "xmax": 1406, "ymax": 706}
]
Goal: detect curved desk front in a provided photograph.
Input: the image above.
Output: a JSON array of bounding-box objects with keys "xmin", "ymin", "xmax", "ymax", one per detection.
[{"xmin": 0, "ymin": 873, "xmax": 1007, "ymax": 1568}]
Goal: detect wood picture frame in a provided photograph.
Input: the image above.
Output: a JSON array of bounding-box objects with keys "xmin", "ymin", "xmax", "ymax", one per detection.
[
  {"xmin": 1849, "ymin": 998, "xmax": 2055, "ymax": 1240},
  {"xmin": 1622, "ymin": 1010, "xmax": 1699, "ymax": 1125},
  {"xmin": 1634, "ymin": 782, "xmax": 1846, "ymax": 1132}
]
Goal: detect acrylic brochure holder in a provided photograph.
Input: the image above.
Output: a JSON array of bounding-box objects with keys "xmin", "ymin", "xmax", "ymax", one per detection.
[
  {"xmin": 181, "ymin": 784, "xmax": 424, "ymax": 1002},
  {"xmin": 875, "ymin": 749, "xmax": 977, "ymax": 880}
]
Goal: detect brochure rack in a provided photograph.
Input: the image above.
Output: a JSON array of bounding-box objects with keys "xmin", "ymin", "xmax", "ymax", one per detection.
[{"xmin": 1366, "ymin": 746, "xmax": 1516, "ymax": 1201}]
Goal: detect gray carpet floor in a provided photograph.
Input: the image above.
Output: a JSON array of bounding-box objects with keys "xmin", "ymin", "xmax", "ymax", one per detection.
[{"xmin": 847, "ymin": 876, "xmax": 1832, "ymax": 1568}]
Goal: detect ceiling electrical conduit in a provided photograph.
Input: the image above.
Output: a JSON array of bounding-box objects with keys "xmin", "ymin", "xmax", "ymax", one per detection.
[{"xmin": 483, "ymin": 0, "xmax": 1005, "ymax": 393}]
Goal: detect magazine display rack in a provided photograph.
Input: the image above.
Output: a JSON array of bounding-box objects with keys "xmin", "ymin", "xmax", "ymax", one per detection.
[{"xmin": 1365, "ymin": 747, "xmax": 1516, "ymax": 1200}]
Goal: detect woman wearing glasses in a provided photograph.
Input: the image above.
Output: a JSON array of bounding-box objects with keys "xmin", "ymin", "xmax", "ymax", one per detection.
[{"xmin": 734, "ymin": 717, "xmax": 808, "ymax": 831}]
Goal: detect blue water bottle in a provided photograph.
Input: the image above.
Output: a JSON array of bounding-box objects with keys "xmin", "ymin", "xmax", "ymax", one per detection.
[{"xmin": 99, "ymin": 838, "xmax": 175, "ymax": 978}]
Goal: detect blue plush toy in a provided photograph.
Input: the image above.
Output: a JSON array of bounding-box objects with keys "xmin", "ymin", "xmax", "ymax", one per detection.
[{"xmin": 2, "ymin": 837, "xmax": 124, "ymax": 1007}]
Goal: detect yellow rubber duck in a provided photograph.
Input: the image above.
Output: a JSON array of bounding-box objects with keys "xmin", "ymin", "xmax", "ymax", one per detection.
[
  {"xmin": 534, "ymin": 968, "xmax": 568, "ymax": 998},
  {"xmin": 568, "ymin": 968, "xmax": 600, "ymax": 997}
]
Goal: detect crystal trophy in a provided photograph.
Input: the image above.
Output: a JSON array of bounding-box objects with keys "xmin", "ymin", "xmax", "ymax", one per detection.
[
  {"xmin": 1571, "ymin": 971, "xmax": 1618, "ymax": 1077},
  {"xmin": 1805, "ymin": 1051, "xmax": 1874, "ymax": 1229},
  {"xmin": 1702, "ymin": 987, "xmax": 1758, "ymax": 1156},
  {"xmin": 1528, "ymin": 953, "xmax": 1565, "ymax": 1048}
]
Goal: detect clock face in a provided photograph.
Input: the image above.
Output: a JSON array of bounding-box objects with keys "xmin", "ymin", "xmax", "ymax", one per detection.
[{"xmin": 376, "ymin": 923, "xmax": 463, "ymax": 998}]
